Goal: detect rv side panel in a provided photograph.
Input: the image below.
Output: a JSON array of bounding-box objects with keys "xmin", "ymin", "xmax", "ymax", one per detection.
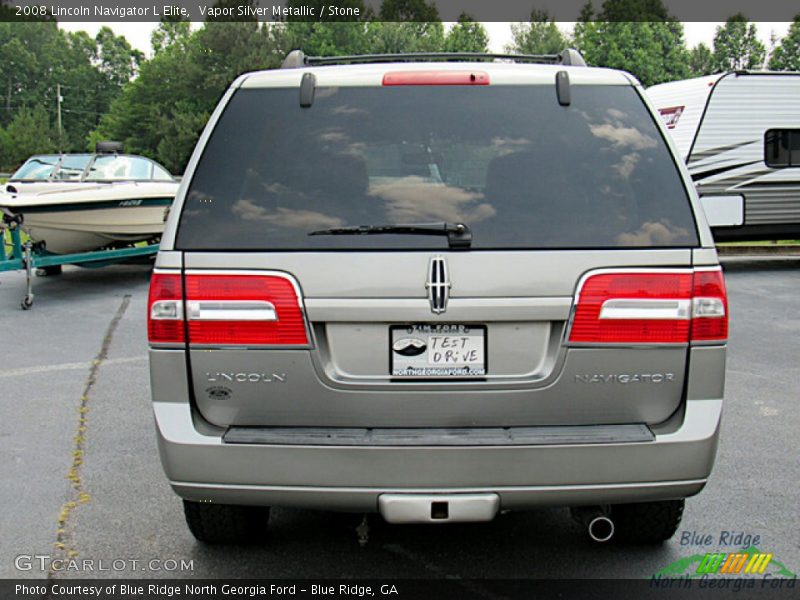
[
  {"xmin": 689, "ymin": 73, "xmax": 800, "ymax": 232},
  {"xmin": 647, "ymin": 74, "xmax": 720, "ymax": 160}
]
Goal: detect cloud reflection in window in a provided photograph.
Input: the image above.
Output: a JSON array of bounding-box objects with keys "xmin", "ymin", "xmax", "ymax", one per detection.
[
  {"xmin": 369, "ymin": 177, "xmax": 496, "ymax": 224},
  {"xmin": 232, "ymin": 198, "xmax": 344, "ymax": 230}
]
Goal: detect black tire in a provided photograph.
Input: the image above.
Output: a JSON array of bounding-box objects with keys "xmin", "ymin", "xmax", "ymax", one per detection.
[
  {"xmin": 611, "ymin": 499, "xmax": 684, "ymax": 544},
  {"xmin": 36, "ymin": 265, "xmax": 62, "ymax": 277},
  {"xmin": 183, "ymin": 500, "xmax": 270, "ymax": 544}
]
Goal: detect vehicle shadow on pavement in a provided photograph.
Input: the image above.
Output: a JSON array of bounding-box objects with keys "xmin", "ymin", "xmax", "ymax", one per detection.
[{"xmin": 181, "ymin": 507, "xmax": 678, "ymax": 579}]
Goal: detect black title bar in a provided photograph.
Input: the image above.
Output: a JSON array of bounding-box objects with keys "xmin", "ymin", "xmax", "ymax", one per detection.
[
  {"xmin": 2, "ymin": 0, "xmax": 800, "ymax": 23},
  {"xmin": 3, "ymin": 578, "xmax": 799, "ymax": 600}
]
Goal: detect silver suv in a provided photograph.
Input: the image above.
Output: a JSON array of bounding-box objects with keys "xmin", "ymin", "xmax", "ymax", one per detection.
[{"xmin": 148, "ymin": 50, "xmax": 728, "ymax": 545}]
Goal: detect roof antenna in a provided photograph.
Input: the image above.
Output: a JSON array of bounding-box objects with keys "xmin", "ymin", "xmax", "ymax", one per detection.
[
  {"xmin": 300, "ymin": 72, "xmax": 316, "ymax": 108},
  {"xmin": 556, "ymin": 71, "xmax": 570, "ymax": 106}
]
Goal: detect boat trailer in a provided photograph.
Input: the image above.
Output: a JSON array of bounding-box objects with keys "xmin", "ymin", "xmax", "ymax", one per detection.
[{"xmin": 1, "ymin": 209, "xmax": 158, "ymax": 310}]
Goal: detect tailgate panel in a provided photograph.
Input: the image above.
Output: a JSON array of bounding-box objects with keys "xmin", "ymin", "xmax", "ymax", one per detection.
[
  {"xmin": 184, "ymin": 249, "xmax": 692, "ymax": 429},
  {"xmin": 190, "ymin": 347, "xmax": 687, "ymax": 427}
]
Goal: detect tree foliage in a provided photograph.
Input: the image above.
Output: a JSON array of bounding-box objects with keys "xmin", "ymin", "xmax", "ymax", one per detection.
[
  {"xmin": 444, "ymin": 13, "xmax": 488, "ymax": 53},
  {"xmin": 507, "ymin": 10, "xmax": 568, "ymax": 54},
  {"xmin": 5, "ymin": 2, "xmax": 794, "ymax": 175},
  {"xmin": 0, "ymin": 106, "xmax": 55, "ymax": 168},
  {"xmin": 0, "ymin": 20, "xmax": 142, "ymax": 169},
  {"xmin": 769, "ymin": 16, "xmax": 800, "ymax": 71},
  {"xmin": 93, "ymin": 21, "xmax": 276, "ymax": 173},
  {"xmin": 378, "ymin": 0, "xmax": 438, "ymax": 22},
  {"xmin": 274, "ymin": 0, "xmax": 370, "ymax": 57},
  {"xmin": 573, "ymin": 1, "xmax": 690, "ymax": 86},
  {"xmin": 366, "ymin": 21, "xmax": 444, "ymax": 53},
  {"xmin": 593, "ymin": 0, "xmax": 669, "ymax": 21},
  {"xmin": 574, "ymin": 20, "xmax": 689, "ymax": 86},
  {"xmin": 688, "ymin": 43, "xmax": 715, "ymax": 77},
  {"xmin": 151, "ymin": 20, "xmax": 192, "ymax": 56},
  {"xmin": 367, "ymin": 0, "xmax": 443, "ymax": 52},
  {"xmin": 712, "ymin": 14, "xmax": 765, "ymax": 71}
]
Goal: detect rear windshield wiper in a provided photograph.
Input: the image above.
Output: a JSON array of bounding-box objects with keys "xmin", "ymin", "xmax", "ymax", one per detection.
[{"xmin": 309, "ymin": 222, "xmax": 472, "ymax": 249}]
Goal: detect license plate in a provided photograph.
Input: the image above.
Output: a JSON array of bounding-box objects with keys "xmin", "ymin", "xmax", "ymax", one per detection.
[{"xmin": 390, "ymin": 324, "xmax": 486, "ymax": 377}]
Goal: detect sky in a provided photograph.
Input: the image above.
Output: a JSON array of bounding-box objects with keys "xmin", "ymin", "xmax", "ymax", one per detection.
[{"xmin": 59, "ymin": 21, "xmax": 792, "ymax": 57}]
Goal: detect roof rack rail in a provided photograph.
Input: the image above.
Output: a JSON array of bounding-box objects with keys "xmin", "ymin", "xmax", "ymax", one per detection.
[{"xmin": 280, "ymin": 49, "xmax": 587, "ymax": 69}]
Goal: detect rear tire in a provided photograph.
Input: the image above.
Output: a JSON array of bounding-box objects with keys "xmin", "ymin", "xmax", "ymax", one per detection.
[
  {"xmin": 183, "ymin": 500, "xmax": 270, "ymax": 544},
  {"xmin": 36, "ymin": 265, "xmax": 62, "ymax": 277},
  {"xmin": 611, "ymin": 499, "xmax": 684, "ymax": 544}
]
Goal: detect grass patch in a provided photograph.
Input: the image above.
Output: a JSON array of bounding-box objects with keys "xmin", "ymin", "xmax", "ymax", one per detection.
[
  {"xmin": 0, "ymin": 178, "xmax": 6, "ymax": 184},
  {"xmin": 717, "ymin": 240, "xmax": 800, "ymax": 246}
]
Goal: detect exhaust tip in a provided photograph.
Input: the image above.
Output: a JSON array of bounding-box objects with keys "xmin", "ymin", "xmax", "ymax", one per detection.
[{"xmin": 588, "ymin": 515, "xmax": 615, "ymax": 543}]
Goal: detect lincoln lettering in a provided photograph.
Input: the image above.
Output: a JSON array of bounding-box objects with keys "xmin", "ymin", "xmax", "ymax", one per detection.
[{"xmin": 206, "ymin": 372, "xmax": 286, "ymax": 383}]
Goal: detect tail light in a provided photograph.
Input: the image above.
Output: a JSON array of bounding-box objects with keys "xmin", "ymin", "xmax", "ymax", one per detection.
[
  {"xmin": 148, "ymin": 271, "xmax": 308, "ymax": 346},
  {"xmin": 568, "ymin": 268, "xmax": 727, "ymax": 344},
  {"xmin": 148, "ymin": 272, "xmax": 185, "ymax": 344},
  {"xmin": 690, "ymin": 268, "xmax": 728, "ymax": 341},
  {"xmin": 184, "ymin": 273, "xmax": 307, "ymax": 345}
]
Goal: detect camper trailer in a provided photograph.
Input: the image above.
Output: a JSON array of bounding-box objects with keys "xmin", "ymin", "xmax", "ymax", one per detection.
[{"xmin": 648, "ymin": 72, "xmax": 800, "ymax": 241}]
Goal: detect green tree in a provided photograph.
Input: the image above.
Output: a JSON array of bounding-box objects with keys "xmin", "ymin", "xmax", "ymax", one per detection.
[
  {"xmin": 95, "ymin": 26, "xmax": 143, "ymax": 88},
  {"xmin": 0, "ymin": 124, "xmax": 9, "ymax": 170},
  {"xmin": 276, "ymin": 0, "xmax": 370, "ymax": 57},
  {"xmin": 155, "ymin": 103, "xmax": 210, "ymax": 173},
  {"xmin": 689, "ymin": 43, "xmax": 715, "ymax": 76},
  {"xmin": 366, "ymin": 22, "xmax": 444, "ymax": 53},
  {"xmin": 572, "ymin": 1, "xmax": 689, "ymax": 86},
  {"xmin": 0, "ymin": 21, "xmax": 140, "ymax": 155},
  {"xmin": 0, "ymin": 22, "xmax": 50, "ymax": 121},
  {"xmin": 444, "ymin": 13, "xmax": 488, "ymax": 53},
  {"xmin": 378, "ymin": 0, "xmax": 438, "ymax": 21},
  {"xmin": 594, "ymin": 0, "xmax": 669, "ymax": 20},
  {"xmin": 94, "ymin": 20, "xmax": 279, "ymax": 173},
  {"xmin": 56, "ymin": 31, "xmax": 103, "ymax": 151},
  {"xmin": 367, "ymin": 0, "xmax": 444, "ymax": 53},
  {"xmin": 92, "ymin": 34, "xmax": 203, "ymax": 169},
  {"xmin": 193, "ymin": 22, "xmax": 274, "ymax": 103},
  {"xmin": 506, "ymin": 10, "xmax": 568, "ymax": 54},
  {"xmin": 275, "ymin": 22, "xmax": 370, "ymax": 56},
  {"xmin": 574, "ymin": 21, "xmax": 689, "ymax": 85},
  {"xmin": 712, "ymin": 14, "xmax": 765, "ymax": 71},
  {"xmin": 769, "ymin": 16, "xmax": 800, "ymax": 71},
  {"xmin": 2, "ymin": 106, "xmax": 55, "ymax": 169},
  {"xmin": 151, "ymin": 20, "xmax": 192, "ymax": 55},
  {"xmin": 0, "ymin": 35, "xmax": 35, "ymax": 116}
]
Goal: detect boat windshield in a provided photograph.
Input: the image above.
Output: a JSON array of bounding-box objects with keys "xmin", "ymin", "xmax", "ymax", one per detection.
[
  {"xmin": 11, "ymin": 155, "xmax": 62, "ymax": 180},
  {"xmin": 55, "ymin": 155, "xmax": 94, "ymax": 180},
  {"xmin": 10, "ymin": 153, "xmax": 174, "ymax": 182},
  {"xmin": 84, "ymin": 155, "xmax": 174, "ymax": 181},
  {"xmin": 10, "ymin": 154, "xmax": 93, "ymax": 181}
]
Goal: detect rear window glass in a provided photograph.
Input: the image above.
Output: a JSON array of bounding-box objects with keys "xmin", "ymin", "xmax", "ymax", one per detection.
[{"xmin": 176, "ymin": 84, "xmax": 698, "ymax": 250}]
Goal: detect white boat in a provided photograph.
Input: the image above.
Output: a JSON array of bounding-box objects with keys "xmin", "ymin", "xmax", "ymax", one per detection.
[{"xmin": 1, "ymin": 151, "xmax": 179, "ymax": 254}]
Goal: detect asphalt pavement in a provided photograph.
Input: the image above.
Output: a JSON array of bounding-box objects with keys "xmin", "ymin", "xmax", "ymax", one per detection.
[{"xmin": 0, "ymin": 257, "xmax": 798, "ymax": 580}]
